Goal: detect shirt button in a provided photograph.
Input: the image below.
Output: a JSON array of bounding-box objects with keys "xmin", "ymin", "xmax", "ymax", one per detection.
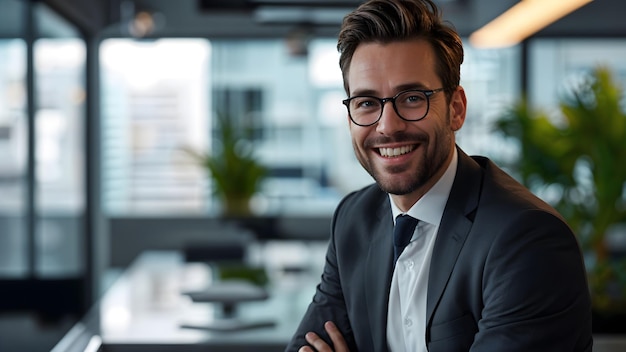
[
  {"xmin": 405, "ymin": 318, "xmax": 413, "ymax": 327},
  {"xmin": 406, "ymin": 260, "xmax": 414, "ymax": 269}
]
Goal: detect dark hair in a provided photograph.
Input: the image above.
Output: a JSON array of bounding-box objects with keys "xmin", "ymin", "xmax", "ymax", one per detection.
[{"xmin": 337, "ymin": 0, "xmax": 463, "ymax": 100}]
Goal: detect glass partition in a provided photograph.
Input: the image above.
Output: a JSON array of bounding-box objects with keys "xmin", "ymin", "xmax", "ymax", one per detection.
[
  {"xmin": 33, "ymin": 3, "xmax": 86, "ymax": 278},
  {"xmin": 0, "ymin": 0, "xmax": 86, "ymax": 279}
]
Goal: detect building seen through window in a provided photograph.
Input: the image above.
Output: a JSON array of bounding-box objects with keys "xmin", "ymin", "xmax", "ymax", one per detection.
[{"xmin": 99, "ymin": 38, "xmax": 523, "ymax": 216}]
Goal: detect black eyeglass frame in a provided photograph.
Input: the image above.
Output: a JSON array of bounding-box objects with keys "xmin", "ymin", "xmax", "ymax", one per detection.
[{"xmin": 342, "ymin": 88, "xmax": 445, "ymax": 127}]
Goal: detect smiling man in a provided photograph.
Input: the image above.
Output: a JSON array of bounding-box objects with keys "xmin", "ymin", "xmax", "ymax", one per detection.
[{"xmin": 285, "ymin": 1, "xmax": 592, "ymax": 351}]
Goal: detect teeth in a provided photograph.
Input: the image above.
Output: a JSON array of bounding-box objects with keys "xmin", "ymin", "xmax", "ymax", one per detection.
[{"xmin": 379, "ymin": 145, "xmax": 415, "ymax": 157}]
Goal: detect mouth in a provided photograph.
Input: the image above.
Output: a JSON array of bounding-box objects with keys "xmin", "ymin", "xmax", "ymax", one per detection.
[{"xmin": 378, "ymin": 145, "xmax": 416, "ymax": 158}]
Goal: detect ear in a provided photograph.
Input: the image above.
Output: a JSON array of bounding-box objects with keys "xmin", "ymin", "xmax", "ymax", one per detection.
[{"xmin": 449, "ymin": 86, "xmax": 467, "ymax": 131}]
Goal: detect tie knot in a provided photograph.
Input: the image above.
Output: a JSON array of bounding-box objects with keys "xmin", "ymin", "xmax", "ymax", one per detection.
[
  {"xmin": 393, "ymin": 215, "xmax": 419, "ymax": 264},
  {"xmin": 394, "ymin": 215, "xmax": 418, "ymax": 247}
]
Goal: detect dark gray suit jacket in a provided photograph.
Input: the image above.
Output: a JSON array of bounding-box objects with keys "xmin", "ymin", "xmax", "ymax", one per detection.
[{"xmin": 286, "ymin": 149, "xmax": 592, "ymax": 351}]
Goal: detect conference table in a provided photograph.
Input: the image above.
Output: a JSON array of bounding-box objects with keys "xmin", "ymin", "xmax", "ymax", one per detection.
[{"xmin": 52, "ymin": 243, "xmax": 326, "ymax": 352}]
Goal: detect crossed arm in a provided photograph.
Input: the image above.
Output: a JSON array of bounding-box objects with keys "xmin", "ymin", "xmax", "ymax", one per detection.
[
  {"xmin": 298, "ymin": 321, "xmax": 349, "ymax": 352},
  {"xmin": 287, "ymin": 210, "xmax": 593, "ymax": 351}
]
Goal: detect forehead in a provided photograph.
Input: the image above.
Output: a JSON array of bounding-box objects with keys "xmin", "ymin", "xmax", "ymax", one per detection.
[{"xmin": 347, "ymin": 39, "xmax": 439, "ymax": 94}]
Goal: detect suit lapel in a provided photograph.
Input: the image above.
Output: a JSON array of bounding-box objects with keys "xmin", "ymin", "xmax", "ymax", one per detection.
[
  {"xmin": 360, "ymin": 149, "xmax": 483, "ymax": 348},
  {"xmin": 426, "ymin": 149, "xmax": 482, "ymax": 327},
  {"xmin": 365, "ymin": 196, "xmax": 394, "ymax": 351}
]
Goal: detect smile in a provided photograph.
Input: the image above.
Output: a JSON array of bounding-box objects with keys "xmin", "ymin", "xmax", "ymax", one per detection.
[{"xmin": 379, "ymin": 145, "xmax": 415, "ymax": 157}]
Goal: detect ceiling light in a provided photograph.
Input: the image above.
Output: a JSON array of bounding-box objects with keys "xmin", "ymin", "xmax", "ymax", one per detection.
[{"xmin": 469, "ymin": 0, "xmax": 593, "ymax": 48}]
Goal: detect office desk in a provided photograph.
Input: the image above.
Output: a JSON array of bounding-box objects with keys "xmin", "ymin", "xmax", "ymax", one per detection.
[
  {"xmin": 53, "ymin": 248, "xmax": 323, "ymax": 352},
  {"xmin": 54, "ymin": 247, "xmax": 626, "ymax": 352}
]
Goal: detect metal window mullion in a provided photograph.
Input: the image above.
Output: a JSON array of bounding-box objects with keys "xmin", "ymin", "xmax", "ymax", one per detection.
[
  {"xmin": 25, "ymin": 0, "xmax": 37, "ymax": 279},
  {"xmin": 83, "ymin": 35, "xmax": 100, "ymax": 309}
]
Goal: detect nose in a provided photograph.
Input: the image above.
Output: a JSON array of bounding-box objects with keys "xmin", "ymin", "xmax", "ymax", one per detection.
[{"xmin": 376, "ymin": 100, "xmax": 407, "ymax": 135}]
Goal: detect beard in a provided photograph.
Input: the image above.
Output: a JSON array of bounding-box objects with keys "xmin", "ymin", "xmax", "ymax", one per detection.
[{"xmin": 353, "ymin": 114, "xmax": 454, "ymax": 196}]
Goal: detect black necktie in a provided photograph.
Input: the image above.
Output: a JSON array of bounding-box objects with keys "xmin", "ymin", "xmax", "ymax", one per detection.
[{"xmin": 393, "ymin": 214, "xmax": 419, "ymax": 264}]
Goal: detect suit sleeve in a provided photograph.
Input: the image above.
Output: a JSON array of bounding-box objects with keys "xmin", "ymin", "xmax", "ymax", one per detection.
[
  {"xmin": 284, "ymin": 198, "xmax": 357, "ymax": 352},
  {"xmin": 471, "ymin": 209, "xmax": 592, "ymax": 351}
]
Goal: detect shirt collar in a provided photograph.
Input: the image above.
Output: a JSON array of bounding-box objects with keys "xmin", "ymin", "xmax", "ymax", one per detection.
[{"xmin": 390, "ymin": 147, "xmax": 458, "ymax": 226}]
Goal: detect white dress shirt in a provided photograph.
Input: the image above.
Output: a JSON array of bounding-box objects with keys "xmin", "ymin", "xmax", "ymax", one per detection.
[{"xmin": 386, "ymin": 149, "xmax": 458, "ymax": 352}]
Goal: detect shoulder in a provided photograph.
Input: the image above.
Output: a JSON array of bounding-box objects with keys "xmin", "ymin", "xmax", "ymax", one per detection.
[
  {"xmin": 330, "ymin": 183, "xmax": 391, "ymax": 240},
  {"xmin": 450, "ymin": 150, "xmax": 561, "ymax": 224},
  {"xmin": 454, "ymin": 152, "xmax": 572, "ymax": 247},
  {"xmin": 334, "ymin": 183, "xmax": 388, "ymax": 216},
  {"xmin": 462, "ymin": 155, "xmax": 578, "ymax": 255},
  {"xmin": 468, "ymin": 154, "xmax": 563, "ymax": 219}
]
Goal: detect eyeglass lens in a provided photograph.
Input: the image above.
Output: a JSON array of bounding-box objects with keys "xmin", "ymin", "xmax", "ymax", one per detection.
[{"xmin": 347, "ymin": 90, "xmax": 430, "ymax": 126}]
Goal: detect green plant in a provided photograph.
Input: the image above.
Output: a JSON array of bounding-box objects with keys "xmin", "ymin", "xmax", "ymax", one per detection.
[
  {"xmin": 186, "ymin": 113, "xmax": 267, "ymax": 216},
  {"xmin": 494, "ymin": 66, "xmax": 626, "ymax": 313}
]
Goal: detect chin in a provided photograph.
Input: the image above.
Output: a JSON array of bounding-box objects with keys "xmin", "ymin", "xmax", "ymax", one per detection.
[{"xmin": 374, "ymin": 175, "xmax": 416, "ymax": 196}]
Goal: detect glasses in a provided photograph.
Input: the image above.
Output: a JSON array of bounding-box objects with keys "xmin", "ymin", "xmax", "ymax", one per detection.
[{"xmin": 342, "ymin": 88, "xmax": 444, "ymax": 127}]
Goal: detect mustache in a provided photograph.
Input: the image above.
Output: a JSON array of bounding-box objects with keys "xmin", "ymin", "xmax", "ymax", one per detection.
[{"xmin": 363, "ymin": 131, "xmax": 428, "ymax": 148}]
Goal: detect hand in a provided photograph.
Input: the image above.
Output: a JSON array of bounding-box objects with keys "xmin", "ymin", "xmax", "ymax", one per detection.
[{"xmin": 298, "ymin": 321, "xmax": 349, "ymax": 352}]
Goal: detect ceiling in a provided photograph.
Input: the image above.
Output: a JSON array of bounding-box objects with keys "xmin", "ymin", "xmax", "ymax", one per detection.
[
  {"xmin": 100, "ymin": 0, "xmax": 482, "ymax": 38},
  {"xmin": 4, "ymin": 0, "xmax": 626, "ymax": 40},
  {"xmin": 98, "ymin": 0, "xmax": 626, "ymax": 40}
]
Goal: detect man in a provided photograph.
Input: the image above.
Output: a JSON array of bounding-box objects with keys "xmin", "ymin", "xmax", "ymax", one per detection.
[{"xmin": 286, "ymin": 0, "xmax": 592, "ymax": 351}]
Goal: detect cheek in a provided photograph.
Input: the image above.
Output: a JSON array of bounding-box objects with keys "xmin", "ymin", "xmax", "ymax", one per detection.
[
  {"xmin": 349, "ymin": 124, "xmax": 361, "ymax": 147},
  {"xmin": 352, "ymin": 132, "xmax": 366, "ymax": 150},
  {"xmin": 432, "ymin": 106, "xmax": 454, "ymax": 131}
]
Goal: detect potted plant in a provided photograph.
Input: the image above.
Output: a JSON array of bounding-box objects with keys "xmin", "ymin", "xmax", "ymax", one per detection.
[
  {"xmin": 186, "ymin": 112, "xmax": 267, "ymax": 217},
  {"xmin": 493, "ymin": 66, "xmax": 626, "ymax": 331}
]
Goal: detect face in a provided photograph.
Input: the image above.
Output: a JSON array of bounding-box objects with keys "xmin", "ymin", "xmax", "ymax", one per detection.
[{"xmin": 346, "ymin": 39, "xmax": 466, "ymax": 211}]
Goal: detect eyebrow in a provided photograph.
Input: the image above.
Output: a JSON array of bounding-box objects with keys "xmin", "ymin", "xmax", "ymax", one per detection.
[{"xmin": 350, "ymin": 83, "xmax": 432, "ymax": 97}]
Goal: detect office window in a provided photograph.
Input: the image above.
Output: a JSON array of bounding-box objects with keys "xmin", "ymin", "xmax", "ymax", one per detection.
[
  {"xmin": 0, "ymin": 39, "xmax": 27, "ymax": 277},
  {"xmin": 209, "ymin": 39, "xmax": 360, "ymax": 215},
  {"xmin": 459, "ymin": 43, "xmax": 521, "ymax": 159},
  {"xmin": 34, "ymin": 37, "xmax": 86, "ymax": 276},
  {"xmin": 529, "ymin": 39, "xmax": 626, "ymax": 108},
  {"xmin": 101, "ymin": 39, "xmax": 211, "ymax": 214},
  {"xmin": 212, "ymin": 87, "xmax": 264, "ymax": 140},
  {"xmin": 100, "ymin": 38, "xmax": 519, "ymax": 216},
  {"xmin": 0, "ymin": 0, "xmax": 86, "ymax": 279}
]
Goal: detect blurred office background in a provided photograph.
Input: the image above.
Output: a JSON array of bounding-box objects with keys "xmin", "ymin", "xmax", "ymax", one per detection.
[{"xmin": 1, "ymin": 0, "xmax": 626, "ymax": 351}]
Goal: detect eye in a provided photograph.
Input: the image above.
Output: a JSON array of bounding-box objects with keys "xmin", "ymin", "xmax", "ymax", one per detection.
[
  {"xmin": 351, "ymin": 96, "xmax": 381, "ymax": 110},
  {"xmin": 399, "ymin": 91, "xmax": 427, "ymax": 106}
]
